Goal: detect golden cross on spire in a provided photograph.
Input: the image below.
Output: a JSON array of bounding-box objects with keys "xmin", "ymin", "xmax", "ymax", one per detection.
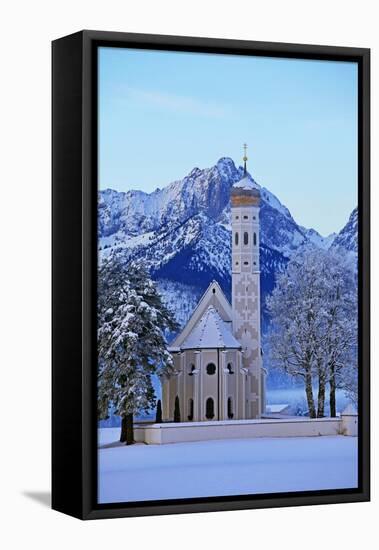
[{"xmin": 243, "ymin": 143, "xmax": 248, "ymax": 175}]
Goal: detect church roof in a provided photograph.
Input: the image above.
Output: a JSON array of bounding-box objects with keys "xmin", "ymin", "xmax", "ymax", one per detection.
[
  {"xmin": 232, "ymin": 175, "xmax": 260, "ymax": 191},
  {"xmin": 179, "ymin": 305, "xmax": 241, "ymax": 350},
  {"xmin": 169, "ymin": 280, "xmax": 233, "ymax": 350}
]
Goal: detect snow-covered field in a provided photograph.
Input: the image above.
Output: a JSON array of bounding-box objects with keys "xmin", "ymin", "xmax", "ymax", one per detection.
[{"xmin": 98, "ymin": 428, "xmax": 358, "ymax": 503}]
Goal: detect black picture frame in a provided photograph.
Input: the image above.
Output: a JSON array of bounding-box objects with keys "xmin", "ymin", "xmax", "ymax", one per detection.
[{"xmin": 52, "ymin": 30, "xmax": 370, "ymax": 520}]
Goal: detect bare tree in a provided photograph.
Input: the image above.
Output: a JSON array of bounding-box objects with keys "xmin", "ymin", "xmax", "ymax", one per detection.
[{"xmin": 267, "ymin": 248, "xmax": 357, "ymax": 418}]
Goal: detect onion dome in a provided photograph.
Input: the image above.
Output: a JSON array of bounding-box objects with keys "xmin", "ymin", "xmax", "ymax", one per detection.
[{"xmin": 231, "ymin": 144, "xmax": 260, "ymax": 206}]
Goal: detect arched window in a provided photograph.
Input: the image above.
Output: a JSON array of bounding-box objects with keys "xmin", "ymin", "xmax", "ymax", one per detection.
[
  {"xmin": 174, "ymin": 396, "xmax": 181, "ymax": 422},
  {"xmin": 206, "ymin": 397, "xmax": 215, "ymax": 420},
  {"xmin": 244, "ymin": 232, "xmax": 249, "ymax": 245},
  {"xmin": 227, "ymin": 363, "xmax": 234, "ymax": 374},
  {"xmin": 235, "ymin": 232, "xmax": 239, "ymax": 246},
  {"xmin": 253, "ymin": 232, "xmax": 257, "ymax": 246},
  {"xmin": 188, "ymin": 398, "xmax": 194, "ymax": 421},
  {"xmin": 227, "ymin": 397, "xmax": 234, "ymax": 419},
  {"xmin": 188, "ymin": 364, "xmax": 195, "ymax": 376},
  {"xmin": 206, "ymin": 363, "xmax": 216, "ymax": 375}
]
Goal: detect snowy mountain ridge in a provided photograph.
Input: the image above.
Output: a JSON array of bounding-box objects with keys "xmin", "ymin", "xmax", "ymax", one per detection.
[
  {"xmin": 331, "ymin": 207, "xmax": 358, "ymax": 254},
  {"xmin": 98, "ymin": 157, "xmax": 357, "ymax": 329},
  {"xmin": 299, "ymin": 227, "xmax": 337, "ymax": 250},
  {"xmin": 99, "ymin": 158, "xmax": 295, "ymax": 232},
  {"xmin": 99, "ymin": 157, "xmax": 324, "ymax": 256}
]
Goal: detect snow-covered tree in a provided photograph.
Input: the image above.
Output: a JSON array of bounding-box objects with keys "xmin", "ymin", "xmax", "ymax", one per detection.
[
  {"xmin": 267, "ymin": 248, "xmax": 357, "ymax": 418},
  {"xmin": 267, "ymin": 252, "xmax": 322, "ymax": 417},
  {"xmin": 316, "ymin": 249, "xmax": 357, "ymax": 415},
  {"xmin": 342, "ymin": 360, "xmax": 358, "ymax": 408},
  {"xmin": 98, "ymin": 256, "xmax": 179, "ymax": 444}
]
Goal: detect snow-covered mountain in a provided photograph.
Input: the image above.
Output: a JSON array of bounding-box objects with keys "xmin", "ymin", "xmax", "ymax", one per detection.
[
  {"xmin": 331, "ymin": 207, "xmax": 358, "ymax": 254},
  {"xmin": 300, "ymin": 227, "xmax": 337, "ymax": 250},
  {"xmin": 99, "ymin": 158, "xmax": 310, "ymax": 258},
  {"xmin": 98, "ymin": 157, "xmax": 356, "ymax": 329}
]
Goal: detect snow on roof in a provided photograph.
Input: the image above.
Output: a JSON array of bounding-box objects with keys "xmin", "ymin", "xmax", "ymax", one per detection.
[
  {"xmin": 168, "ymin": 280, "xmax": 232, "ymax": 349},
  {"xmin": 179, "ymin": 305, "xmax": 241, "ymax": 350},
  {"xmin": 232, "ymin": 175, "xmax": 260, "ymax": 191},
  {"xmin": 266, "ymin": 404, "xmax": 290, "ymax": 414}
]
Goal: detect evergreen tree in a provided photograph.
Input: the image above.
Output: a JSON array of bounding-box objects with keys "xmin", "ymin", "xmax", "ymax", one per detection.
[
  {"xmin": 97, "ymin": 255, "xmax": 179, "ymax": 444},
  {"xmin": 155, "ymin": 399, "xmax": 162, "ymax": 423}
]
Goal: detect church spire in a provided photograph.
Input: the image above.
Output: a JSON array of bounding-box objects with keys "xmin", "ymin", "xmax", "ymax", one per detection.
[{"xmin": 243, "ymin": 143, "xmax": 248, "ymax": 175}]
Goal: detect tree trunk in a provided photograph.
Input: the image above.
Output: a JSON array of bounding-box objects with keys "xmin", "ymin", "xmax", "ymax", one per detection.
[
  {"xmin": 329, "ymin": 365, "xmax": 337, "ymax": 417},
  {"xmin": 125, "ymin": 413, "xmax": 134, "ymax": 445},
  {"xmin": 120, "ymin": 415, "xmax": 127, "ymax": 442},
  {"xmin": 305, "ymin": 371, "xmax": 316, "ymax": 418},
  {"xmin": 317, "ymin": 376, "xmax": 326, "ymax": 418},
  {"xmin": 120, "ymin": 413, "xmax": 135, "ymax": 444}
]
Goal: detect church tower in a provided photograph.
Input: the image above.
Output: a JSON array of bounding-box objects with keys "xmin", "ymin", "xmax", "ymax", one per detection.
[{"xmin": 231, "ymin": 145, "xmax": 262, "ymax": 418}]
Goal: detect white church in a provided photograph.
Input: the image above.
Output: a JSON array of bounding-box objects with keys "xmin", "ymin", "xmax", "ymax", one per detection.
[{"xmin": 161, "ymin": 151, "xmax": 266, "ymax": 422}]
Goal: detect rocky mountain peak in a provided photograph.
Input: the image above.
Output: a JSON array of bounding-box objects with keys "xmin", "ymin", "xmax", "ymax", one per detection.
[
  {"xmin": 98, "ymin": 159, "xmax": 356, "ymax": 326},
  {"xmin": 332, "ymin": 207, "xmax": 358, "ymax": 253}
]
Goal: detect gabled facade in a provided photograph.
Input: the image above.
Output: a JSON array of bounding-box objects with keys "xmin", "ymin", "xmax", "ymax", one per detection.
[{"xmin": 162, "ymin": 281, "xmax": 248, "ymax": 422}]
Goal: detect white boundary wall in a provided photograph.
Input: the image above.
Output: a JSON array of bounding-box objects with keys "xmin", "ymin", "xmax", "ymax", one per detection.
[{"xmin": 134, "ymin": 412, "xmax": 357, "ymax": 445}]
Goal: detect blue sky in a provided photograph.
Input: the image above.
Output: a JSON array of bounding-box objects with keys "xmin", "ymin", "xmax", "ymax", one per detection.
[{"xmin": 99, "ymin": 47, "xmax": 358, "ymax": 236}]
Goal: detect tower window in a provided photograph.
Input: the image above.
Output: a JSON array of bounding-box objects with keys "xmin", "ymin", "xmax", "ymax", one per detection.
[
  {"xmin": 206, "ymin": 363, "xmax": 216, "ymax": 375},
  {"xmin": 227, "ymin": 363, "xmax": 234, "ymax": 374},
  {"xmin": 227, "ymin": 397, "xmax": 234, "ymax": 419},
  {"xmin": 206, "ymin": 398, "xmax": 215, "ymax": 420},
  {"xmin": 253, "ymin": 232, "xmax": 257, "ymax": 245},
  {"xmin": 253, "ymin": 216, "xmax": 256, "ymax": 220},
  {"xmin": 235, "ymin": 261, "xmax": 239, "ymax": 266},
  {"xmin": 243, "ymin": 232, "xmax": 249, "ymax": 245},
  {"xmin": 244, "ymin": 261, "xmax": 249, "ymax": 266},
  {"xmin": 188, "ymin": 364, "xmax": 195, "ymax": 376},
  {"xmin": 235, "ymin": 232, "xmax": 239, "ymax": 245},
  {"xmin": 188, "ymin": 399, "xmax": 194, "ymax": 421},
  {"xmin": 235, "ymin": 215, "xmax": 239, "ymax": 220},
  {"xmin": 243, "ymin": 215, "xmax": 248, "ymax": 220}
]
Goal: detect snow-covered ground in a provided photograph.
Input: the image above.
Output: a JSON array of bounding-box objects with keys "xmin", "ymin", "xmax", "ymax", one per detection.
[{"xmin": 98, "ymin": 428, "xmax": 358, "ymax": 503}]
